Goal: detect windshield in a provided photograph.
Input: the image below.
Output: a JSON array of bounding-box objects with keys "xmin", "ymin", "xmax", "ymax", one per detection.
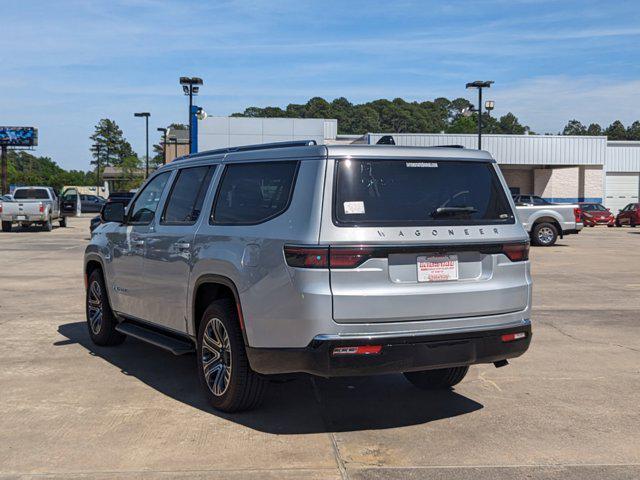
[
  {"xmin": 581, "ymin": 204, "xmax": 607, "ymax": 211},
  {"xmin": 334, "ymin": 159, "xmax": 515, "ymax": 226},
  {"xmin": 13, "ymin": 188, "xmax": 49, "ymax": 200}
]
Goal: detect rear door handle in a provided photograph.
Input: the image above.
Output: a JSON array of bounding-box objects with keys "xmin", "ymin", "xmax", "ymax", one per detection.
[
  {"xmin": 130, "ymin": 238, "xmax": 145, "ymax": 247},
  {"xmin": 175, "ymin": 242, "xmax": 191, "ymax": 250}
]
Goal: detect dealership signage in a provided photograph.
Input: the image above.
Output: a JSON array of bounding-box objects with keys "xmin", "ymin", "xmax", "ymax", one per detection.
[{"xmin": 0, "ymin": 127, "xmax": 38, "ymax": 147}]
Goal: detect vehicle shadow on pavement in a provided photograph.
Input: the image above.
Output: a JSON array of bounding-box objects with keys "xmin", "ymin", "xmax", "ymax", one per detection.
[{"xmin": 57, "ymin": 321, "xmax": 483, "ymax": 434}]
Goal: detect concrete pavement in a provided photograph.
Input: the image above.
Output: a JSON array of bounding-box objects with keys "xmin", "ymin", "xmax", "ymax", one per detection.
[{"xmin": 0, "ymin": 218, "xmax": 638, "ymax": 479}]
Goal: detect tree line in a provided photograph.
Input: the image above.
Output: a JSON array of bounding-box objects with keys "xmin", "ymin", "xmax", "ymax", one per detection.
[
  {"xmin": 561, "ymin": 119, "xmax": 640, "ymax": 140},
  {"xmin": 232, "ymin": 96, "xmax": 532, "ymax": 135},
  {"xmin": 7, "ymin": 97, "xmax": 640, "ymax": 191}
]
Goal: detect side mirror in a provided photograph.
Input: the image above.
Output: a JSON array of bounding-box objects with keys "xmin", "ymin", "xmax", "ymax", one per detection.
[{"xmin": 102, "ymin": 202, "xmax": 125, "ymax": 223}]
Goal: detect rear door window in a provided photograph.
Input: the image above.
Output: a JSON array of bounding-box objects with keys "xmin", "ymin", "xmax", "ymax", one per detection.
[
  {"xmin": 334, "ymin": 159, "xmax": 515, "ymax": 226},
  {"xmin": 162, "ymin": 166, "xmax": 215, "ymax": 224},
  {"xmin": 211, "ymin": 161, "xmax": 298, "ymax": 224}
]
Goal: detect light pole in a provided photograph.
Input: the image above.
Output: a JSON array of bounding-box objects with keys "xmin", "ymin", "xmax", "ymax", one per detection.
[
  {"xmin": 179, "ymin": 76, "xmax": 203, "ymax": 154},
  {"xmin": 465, "ymin": 80, "xmax": 494, "ymax": 150},
  {"xmin": 157, "ymin": 127, "xmax": 167, "ymax": 165},
  {"xmin": 134, "ymin": 112, "xmax": 151, "ymax": 177}
]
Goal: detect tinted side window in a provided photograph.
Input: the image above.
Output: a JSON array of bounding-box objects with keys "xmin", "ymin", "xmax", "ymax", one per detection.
[
  {"xmin": 128, "ymin": 172, "xmax": 171, "ymax": 224},
  {"xmin": 162, "ymin": 166, "xmax": 215, "ymax": 224},
  {"xmin": 212, "ymin": 161, "xmax": 298, "ymax": 224}
]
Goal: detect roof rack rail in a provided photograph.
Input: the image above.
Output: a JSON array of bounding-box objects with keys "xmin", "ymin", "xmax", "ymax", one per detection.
[
  {"xmin": 178, "ymin": 140, "xmax": 318, "ymax": 161},
  {"xmin": 430, "ymin": 145, "xmax": 465, "ymax": 149}
]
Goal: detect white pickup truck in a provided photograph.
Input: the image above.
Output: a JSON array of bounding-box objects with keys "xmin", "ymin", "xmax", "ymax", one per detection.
[
  {"xmin": 512, "ymin": 195, "xmax": 583, "ymax": 246},
  {"xmin": 0, "ymin": 186, "xmax": 79, "ymax": 232}
]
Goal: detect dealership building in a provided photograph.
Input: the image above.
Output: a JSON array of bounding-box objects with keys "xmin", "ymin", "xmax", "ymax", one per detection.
[{"xmin": 195, "ymin": 116, "xmax": 640, "ymax": 213}]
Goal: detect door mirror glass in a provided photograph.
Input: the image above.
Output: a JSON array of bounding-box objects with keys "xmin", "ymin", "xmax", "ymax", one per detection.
[{"xmin": 102, "ymin": 202, "xmax": 125, "ymax": 223}]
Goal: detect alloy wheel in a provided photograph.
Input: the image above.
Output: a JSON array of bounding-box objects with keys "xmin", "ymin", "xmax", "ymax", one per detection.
[
  {"xmin": 87, "ymin": 280, "xmax": 103, "ymax": 334},
  {"xmin": 538, "ymin": 226, "xmax": 555, "ymax": 244},
  {"xmin": 201, "ymin": 318, "xmax": 232, "ymax": 396}
]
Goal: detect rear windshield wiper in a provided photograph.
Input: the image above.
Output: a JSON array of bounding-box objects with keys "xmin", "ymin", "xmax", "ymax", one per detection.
[{"xmin": 431, "ymin": 206, "xmax": 478, "ymax": 217}]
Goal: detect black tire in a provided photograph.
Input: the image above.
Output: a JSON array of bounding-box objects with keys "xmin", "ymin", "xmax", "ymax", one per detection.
[
  {"xmin": 404, "ymin": 366, "xmax": 469, "ymax": 390},
  {"xmin": 59, "ymin": 216, "xmax": 67, "ymax": 228},
  {"xmin": 86, "ymin": 269, "xmax": 125, "ymax": 346},
  {"xmin": 631, "ymin": 218, "xmax": 637, "ymax": 228},
  {"xmin": 44, "ymin": 215, "xmax": 53, "ymax": 232},
  {"xmin": 531, "ymin": 222, "xmax": 558, "ymax": 246},
  {"xmin": 1, "ymin": 221, "xmax": 11, "ymax": 232},
  {"xmin": 197, "ymin": 299, "xmax": 267, "ymax": 412},
  {"xmin": 615, "ymin": 219, "xmax": 621, "ymax": 227}
]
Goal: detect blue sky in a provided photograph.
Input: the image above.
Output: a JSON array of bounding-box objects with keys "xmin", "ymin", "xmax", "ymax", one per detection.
[{"xmin": 2, "ymin": 0, "xmax": 640, "ymax": 170}]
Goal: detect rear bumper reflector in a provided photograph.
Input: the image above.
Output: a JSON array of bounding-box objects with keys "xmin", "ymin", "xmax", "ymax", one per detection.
[
  {"xmin": 332, "ymin": 345, "xmax": 382, "ymax": 356},
  {"xmin": 501, "ymin": 332, "xmax": 527, "ymax": 342}
]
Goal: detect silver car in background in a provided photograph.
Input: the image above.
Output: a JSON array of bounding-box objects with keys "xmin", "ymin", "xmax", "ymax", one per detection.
[{"xmin": 85, "ymin": 141, "xmax": 532, "ymax": 412}]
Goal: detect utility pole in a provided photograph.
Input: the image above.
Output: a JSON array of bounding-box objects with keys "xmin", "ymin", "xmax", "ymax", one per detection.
[{"xmin": 465, "ymin": 80, "xmax": 494, "ymax": 150}]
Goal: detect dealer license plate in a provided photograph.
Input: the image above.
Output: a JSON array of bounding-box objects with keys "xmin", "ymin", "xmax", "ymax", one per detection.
[
  {"xmin": 417, "ymin": 255, "xmax": 459, "ymax": 282},
  {"xmin": 16, "ymin": 215, "xmax": 26, "ymax": 221}
]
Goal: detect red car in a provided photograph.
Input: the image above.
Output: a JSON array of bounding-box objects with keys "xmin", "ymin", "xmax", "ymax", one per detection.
[
  {"xmin": 579, "ymin": 202, "xmax": 615, "ymax": 227},
  {"xmin": 615, "ymin": 203, "xmax": 640, "ymax": 228}
]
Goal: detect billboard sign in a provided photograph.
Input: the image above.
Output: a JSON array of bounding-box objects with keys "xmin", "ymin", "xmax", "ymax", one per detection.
[{"xmin": 0, "ymin": 127, "xmax": 38, "ymax": 147}]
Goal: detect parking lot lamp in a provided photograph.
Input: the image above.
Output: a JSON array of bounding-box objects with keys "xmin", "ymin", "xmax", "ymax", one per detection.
[
  {"xmin": 465, "ymin": 81, "xmax": 494, "ymax": 150},
  {"xmin": 179, "ymin": 77, "xmax": 203, "ymax": 154},
  {"xmin": 134, "ymin": 112, "xmax": 151, "ymax": 178}
]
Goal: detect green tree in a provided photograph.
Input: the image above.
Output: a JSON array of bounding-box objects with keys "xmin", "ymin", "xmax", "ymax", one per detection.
[
  {"xmin": 605, "ymin": 120, "xmax": 627, "ymax": 140},
  {"xmin": 562, "ymin": 119, "xmax": 587, "ymax": 136},
  {"xmin": 586, "ymin": 123, "xmax": 603, "ymax": 136},
  {"xmin": 90, "ymin": 119, "xmax": 136, "ymax": 168},
  {"xmin": 6, "ymin": 150, "xmax": 92, "ymax": 192},
  {"xmin": 626, "ymin": 121, "xmax": 640, "ymax": 140},
  {"xmin": 118, "ymin": 155, "xmax": 144, "ymax": 191}
]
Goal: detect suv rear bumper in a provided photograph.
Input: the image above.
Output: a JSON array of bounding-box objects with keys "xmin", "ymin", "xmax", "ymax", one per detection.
[{"xmin": 246, "ymin": 322, "xmax": 531, "ymax": 377}]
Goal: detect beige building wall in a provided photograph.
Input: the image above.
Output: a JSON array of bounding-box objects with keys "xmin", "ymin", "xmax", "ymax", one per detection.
[
  {"xmin": 164, "ymin": 143, "xmax": 190, "ymax": 163},
  {"xmin": 500, "ymin": 168, "xmax": 534, "ymax": 194}
]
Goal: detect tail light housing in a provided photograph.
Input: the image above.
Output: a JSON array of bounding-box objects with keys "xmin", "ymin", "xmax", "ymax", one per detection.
[
  {"xmin": 283, "ymin": 246, "xmax": 328, "ymax": 268},
  {"xmin": 0, "ymin": 204, "xmax": 3, "ymax": 213},
  {"xmin": 284, "ymin": 246, "xmax": 375, "ymax": 269},
  {"xmin": 39, "ymin": 203, "xmax": 45, "ymax": 213},
  {"xmin": 573, "ymin": 207, "xmax": 581, "ymax": 223},
  {"xmin": 501, "ymin": 242, "xmax": 529, "ymax": 262}
]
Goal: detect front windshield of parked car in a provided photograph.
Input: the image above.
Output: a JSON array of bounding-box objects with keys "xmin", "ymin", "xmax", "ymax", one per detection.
[
  {"xmin": 334, "ymin": 159, "xmax": 515, "ymax": 226},
  {"xmin": 581, "ymin": 204, "xmax": 606, "ymax": 211},
  {"xmin": 13, "ymin": 189, "xmax": 49, "ymax": 200}
]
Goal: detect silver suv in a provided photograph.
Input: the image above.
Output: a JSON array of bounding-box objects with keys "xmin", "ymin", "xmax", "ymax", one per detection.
[{"xmin": 85, "ymin": 141, "xmax": 532, "ymax": 412}]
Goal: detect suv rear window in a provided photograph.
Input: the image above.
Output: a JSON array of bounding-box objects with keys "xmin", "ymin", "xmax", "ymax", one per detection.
[
  {"xmin": 334, "ymin": 159, "xmax": 514, "ymax": 226},
  {"xmin": 13, "ymin": 188, "xmax": 49, "ymax": 200}
]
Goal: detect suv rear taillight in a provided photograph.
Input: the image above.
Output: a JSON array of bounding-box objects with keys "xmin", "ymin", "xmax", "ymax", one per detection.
[
  {"xmin": 284, "ymin": 246, "xmax": 375, "ymax": 269},
  {"xmin": 283, "ymin": 246, "xmax": 328, "ymax": 268},
  {"xmin": 39, "ymin": 203, "xmax": 45, "ymax": 213},
  {"xmin": 0, "ymin": 204, "xmax": 3, "ymax": 213},
  {"xmin": 574, "ymin": 207, "xmax": 581, "ymax": 223},
  {"xmin": 501, "ymin": 242, "xmax": 529, "ymax": 262}
]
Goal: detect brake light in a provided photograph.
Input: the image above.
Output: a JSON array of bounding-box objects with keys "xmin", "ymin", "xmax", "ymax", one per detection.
[
  {"xmin": 0, "ymin": 204, "xmax": 2, "ymax": 213},
  {"xmin": 39, "ymin": 203, "xmax": 44, "ymax": 213},
  {"xmin": 283, "ymin": 246, "xmax": 328, "ymax": 268},
  {"xmin": 332, "ymin": 345, "xmax": 382, "ymax": 356},
  {"xmin": 330, "ymin": 247, "xmax": 374, "ymax": 268},
  {"xmin": 573, "ymin": 208, "xmax": 581, "ymax": 223},
  {"xmin": 501, "ymin": 242, "xmax": 529, "ymax": 262},
  {"xmin": 501, "ymin": 332, "xmax": 527, "ymax": 342}
]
